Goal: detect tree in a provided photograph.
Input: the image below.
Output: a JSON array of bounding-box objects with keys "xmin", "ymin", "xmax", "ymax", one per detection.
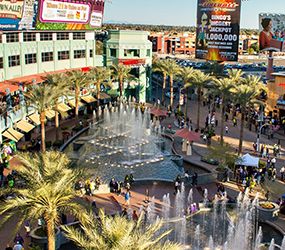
[
  {"xmin": 66, "ymin": 70, "xmax": 91, "ymax": 118},
  {"xmin": 164, "ymin": 59, "xmax": 180, "ymax": 108},
  {"xmin": 42, "ymin": 73, "xmax": 70, "ymax": 141},
  {"xmin": 185, "ymin": 71, "xmax": 212, "ymax": 130},
  {"xmin": 88, "ymin": 67, "xmax": 112, "ymax": 114},
  {"xmin": 112, "ymin": 63, "xmax": 132, "ymax": 98},
  {"xmin": 212, "ymin": 78, "xmax": 234, "ymax": 145},
  {"xmin": 24, "ymin": 83, "xmax": 62, "ymax": 152},
  {"xmin": 152, "ymin": 59, "xmax": 168, "ymax": 105},
  {"xmin": 233, "ymin": 75, "xmax": 266, "ymax": 155},
  {"xmin": 63, "ymin": 209, "xmax": 181, "ymax": 250},
  {"xmin": 227, "ymin": 69, "xmax": 243, "ymax": 83},
  {"xmin": 0, "ymin": 151, "xmax": 87, "ymax": 250},
  {"xmin": 179, "ymin": 67, "xmax": 196, "ymax": 118}
]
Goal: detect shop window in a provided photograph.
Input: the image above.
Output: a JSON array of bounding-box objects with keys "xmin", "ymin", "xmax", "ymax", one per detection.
[
  {"xmin": 0, "ymin": 57, "xmax": 3, "ymax": 68},
  {"xmin": 8, "ymin": 55, "xmax": 20, "ymax": 67},
  {"xmin": 74, "ymin": 49, "xmax": 86, "ymax": 59},
  {"xmin": 124, "ymin": 49, "xmax": 140, "ymax": 57},
  {"xmin": 25, "ymin": 53, "xmax": 37, "ymax": 64},
  {"xmin": 73, "ymin": 32, "xmax": 85, "ymax": 40},
  {"xmin": 40, "ymin": 33, "xmax": 53, "ymax": 41},
  {"xmin": 23, "ymin": 33, "xmax": 36, "ymax": 42},
  {"xmin": 146, "ymin": 49, "xmax": 151, "ymax": 57},
  {"xmin": 57, "ymin": 32, "xmax": 69, "ymax": 40},
  {"xmin": 42, "ymin": 52, "xmax": 53, "ymax": 62},
  {"xmin": 58, "ymin": 51, "xmax": 70, "ymax": 60},
  {"xmin": 89, "ymin": 49, "xmax": 93, "ymax": 58},
  {"xmin": 6, "ymin": 33, "xmax": 19, "ymax": 43}
]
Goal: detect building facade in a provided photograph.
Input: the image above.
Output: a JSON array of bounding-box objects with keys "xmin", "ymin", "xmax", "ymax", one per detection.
[{"xmin": 104, "ymin": 30, "xmax": 152, "ymax": 103}]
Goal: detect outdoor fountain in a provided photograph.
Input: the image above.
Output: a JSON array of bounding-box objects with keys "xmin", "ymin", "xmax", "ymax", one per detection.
[{"xmin": 65, "ymin": 103, "xmax": 284, "ymax": 249}]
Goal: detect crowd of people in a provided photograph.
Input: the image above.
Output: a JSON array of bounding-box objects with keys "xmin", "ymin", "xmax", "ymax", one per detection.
[{"xmin": 75, "ymin": 176, "xmax": 102, "ymax": 196}]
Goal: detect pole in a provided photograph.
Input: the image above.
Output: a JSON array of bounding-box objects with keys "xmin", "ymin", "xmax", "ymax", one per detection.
[{"xmin": 256, "ymin": 123, "xmax": 269, "ymax": 152}]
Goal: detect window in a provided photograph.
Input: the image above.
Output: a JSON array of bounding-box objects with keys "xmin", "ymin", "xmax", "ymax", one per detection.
[
  {"xmin": 6, "ymin": 33, "xmax": 19, "ymax": 43},
  {"xmin": 0, "ymin": 57, "xmax": 3, "ymax": 69},
  {"xmin": 57, "ymin": 32, "xmax": 69, "ymax": 40},
  {"xmin": 73, "ymin": 32, "xmax": 85, "ymax": 40},
  {"xmin": 25, "ymin": 53, "xmax": 37, "ymax": 64},
  {"xmin": 8, "ymin": 55, "xmax": 20, "ymax": 67},
  {"xmin": 58, "ymin": 51, "xmax": 69, "ymax": 60},
  {"xmin": 89, "ymin": 49, "xmax": 93, "ymax": 58},
  {"xmin": 42, "ymin": 52, "xmax": 53, "ymax": 62},
  {"xmin": 40, "ymin": 33, "xmax": 53, "ymax": 41},
  {"xmin": 146, "ymin": 49, "xmax": 151, "ymax": 57},
  {"xmin": 0, "ymin": 34, "xmax": 2, "ymax": 43},
  {"xmin": 110, "ymin": 48, "xmax": 116, "ymax": 57},
  {"xmin": 74, "ymin": 49, "xmax": 86, "ymax": 59},
  {"xmin": 124, "ymin": 49, "xmax": 140, "ymax": 57},
  {"xmin": 23, "ymin": 33, "xmax": 36, "ymax": 42}
]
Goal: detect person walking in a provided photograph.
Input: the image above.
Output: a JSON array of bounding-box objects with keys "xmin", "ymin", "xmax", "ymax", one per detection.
[
  {"xmin": 280, "ymin": 166, "xmax": 285, "ymax": 181},
  {"xmin": 225, "ymin": 126, "xmax": 229, "ymax": 134},
  {"xmin": 124, "ymin": 190, "xmax": 131, "ymax": 206}
]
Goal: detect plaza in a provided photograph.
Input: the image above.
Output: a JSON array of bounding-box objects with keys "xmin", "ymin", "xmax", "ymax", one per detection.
[{"xmin": 0, "ymin": 0, "xmax": 285, "ymax": 250}]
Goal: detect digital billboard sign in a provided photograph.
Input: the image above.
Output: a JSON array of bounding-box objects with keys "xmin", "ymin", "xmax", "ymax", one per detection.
[
  {"xmin": 195, "ymin": 0, "xmax": 241, "ymax": 62},
  {"xmin": 0, "ymin": 0, "xmax": 104, "ymax": 31}
]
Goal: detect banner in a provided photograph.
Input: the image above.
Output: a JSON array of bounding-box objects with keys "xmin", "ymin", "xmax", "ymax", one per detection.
[
  {"xmin": 195, "ymin": 0, "xmax": 241, "ymax": 62},
  {"xmin": 0, "ymin": 0, "xmax": 38, "ymax": 30},
  {"xmin": 259, "ymin": 13, "xmax": 285, "ymax": 34}
]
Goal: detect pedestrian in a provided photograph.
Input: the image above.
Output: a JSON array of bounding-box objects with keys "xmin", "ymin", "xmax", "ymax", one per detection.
[
  {"xmin": 132, "ymin": 210, "xmax": 139, "ymax": 221},
  {"xmin": 174, "ymin": 180, "xmax": 179, "ymax": 195},
  {"xmin": 24, "ymin": 220, "xmax": 31, "ymax": 237},
  {"xmin": 225, "ymin": 126, "xmax": 229, "ymax": 134},
  {"xmin": 280, "ymin": 166, "xmax": 285, "ymax": 181},
  {"xmin": 13, "ymin": 234, "xmax": 24, "ymax": 246},
  {"xmin": 192, "ymin": 172, "xmax": 198, "ymax": 186},
  {"xmin": 12, "ymin": 242, "xmax": 23, "ymax": 250},
  {"xmin": 272, "ymin": 168, "xmax": 277, "ymax": 181},
  {"xmin": 265, "ymin": 191, "xmax": 270, "ymax": 201},
  {"xmin": 124, "ymin": 190, "xmax": 131, "ymax": 206},
  {"xmin": 233, "ymin": 117, "xmax": 237, "ymax": 127},
  {"xmin": 271, "ymin": 157, "xmax": 276, "ymax": 168}
]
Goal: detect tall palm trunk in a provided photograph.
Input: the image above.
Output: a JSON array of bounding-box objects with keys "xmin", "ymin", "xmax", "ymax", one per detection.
[
  {"xmin": 184, "ymin": 90, "xmax": 188, "ymax": 120},
  {"xmin": 238, "ymin": 111, "xmax": 245, "ymax": 155},
  {"xmin": 55, "ymin": 108, "xmax": 59, "ymax": 141},
  {"xmin": 96, "ymin": 83, "xmax": 100, "ymax": 119},
  {"xmin": 170, "ymin": 75, "xmax": 174, "ymax": 108},
  {"xmin": 47, "ymin": 219, "xmax": 55, "ymax": 250},
  {"xmin": 220, "ymin": 103, "xmax": 225, "ymax": 145},
  {"xmin": 75, "ymin": 87, "xmax": 79, "ymax": 118},
  {"xmin": 40, "ymin": 112, "xmax": 46, "ymax": 152},
  {"xmin": 196, "ymin": 87, "xmax": 201, "ymax": 130},
  {"xmin": 119, "ymin": 77, "xmax": 123, "ymax": 98},
  {"xmin": 161, "ymin": 74, "xmax": 166, "ymax": 105}
]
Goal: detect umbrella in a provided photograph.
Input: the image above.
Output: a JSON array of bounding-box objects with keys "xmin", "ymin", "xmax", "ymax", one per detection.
[
  {"xmin": 150, "ymin": 107, "xmax": 167, "ymax": 117},
  {"xmin": 175, "ymin": 128, "xmax": 200, "ymax": 142}
]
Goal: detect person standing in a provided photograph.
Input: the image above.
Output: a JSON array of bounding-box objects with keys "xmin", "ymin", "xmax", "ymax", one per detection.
[
  {"xmin": 280, "ymin": 166, "xmax": 285, "ymax": 181},
  {"xmin": 124, "ymin": 190, "xmax": 131, "ymax": 206}
]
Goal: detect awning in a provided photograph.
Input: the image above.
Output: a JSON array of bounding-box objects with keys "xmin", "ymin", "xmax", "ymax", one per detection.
[
  {"xmin": 28, "ymin": 113, "xmax": 40, "ymax": 125},
  {"xmin": 236, "ymin": 153, "xmax": 260, "ymax": 167},
  {"xmin": 2, "ymin": 128, "xmax": 24, "ymax": 142},
  {"xmin": 99, "ymin": 92, "xmax": 111, "ymax": 100},
  {"xmin": 45, "ymin": 109, "xmax": 56, "ymax": 119},
  {"xmin": 150, "ymin": 108, "xmax": 167, "ymax": 117},
  {"xmin": 57, "ymin": 103, "xmax": 71, "ymax": 113},
  {"xmin": 81, "ymin": 95, "xmax": 96, "ymax": 103},
  {"xmin": 68, "ymin": 99, "xmax": 84, "ymax": 108},
  {"xmin": 0, "ymin": 83, "xmax": 19, "ymax": 95},
  {"xmin": 16, "ymin": 120, "xmax": 35, "ymax": 133}
]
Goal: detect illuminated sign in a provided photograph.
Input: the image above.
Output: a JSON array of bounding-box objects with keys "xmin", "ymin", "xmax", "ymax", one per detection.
[{"xmin": 195, "ymin": 0, "xmax": 241, "ymax": 62}]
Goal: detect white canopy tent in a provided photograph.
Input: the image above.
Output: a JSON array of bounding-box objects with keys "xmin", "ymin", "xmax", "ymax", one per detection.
[{"xmin": 236, "ymin": 153, "xmax": 260, "ymax": 167}]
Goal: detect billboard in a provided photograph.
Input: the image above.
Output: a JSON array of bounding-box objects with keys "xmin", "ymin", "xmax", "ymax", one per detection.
[
  {"xmin": 37, "ymin": 0, "xmax": 105, "ymax": 30},
  {"xmin": 259, "ymin": 13, "xmax": 285, "ymax": 33},
  {"xmin": 0, "ymin": 0, "xmax": 38, "ymax": 30},
  {"xmin": 195, "ymin": 0, "xmax": 241, "ymax": 62},
  {"xmin": 0, "ymin": 0, "xmax": 104, "ymax": 31}
]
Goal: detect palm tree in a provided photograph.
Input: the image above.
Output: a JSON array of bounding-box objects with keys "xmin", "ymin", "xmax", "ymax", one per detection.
[
  {"xmin": 0, "ymin": 151, "xmax": 87, "ymax": 250},
  {"xmin": 24, "ymin": 83, "xmax": 62, "ymax": 152},
  {"xmin": 228, "ymin": 69, "xmax": 243, "ymax": 83},
  {"xmin": 152, "ymin": 59, "xmax": 168, "ymax": 105},
  {"xmin": 88, "ymin": 67, "xmax": 112, "ymax": 113},
  {"xmin": 63, "ymin": 209, "xmax": 181, "ymax": 250},
  {"xmin": 164, "ymin": 59, "xmax": 180, "ymax": 108},
  {"xmin": 233, "ymin": 75, "xmax": 266, "ymax": 154},
  {"xmin": 112, "ymin": 63, "xmax": 132, "ymax": 98},
  {"xmin": 212, "ymin": 78, "xmax": 234, "ymax": 145},
  {"xmin": 185, "ymin": 71, "xmax": 213, "ymax": 130},
  {"xmin": 66, "ymin": 70, "xmax": 91, "ymax": 118},
  {"xmin": 179, "ymin": 67, "xmax": 196, "ymax": 119},
  {"xmin": 43, "ymin": 73, "xmax": 70, "ymax": 140}
]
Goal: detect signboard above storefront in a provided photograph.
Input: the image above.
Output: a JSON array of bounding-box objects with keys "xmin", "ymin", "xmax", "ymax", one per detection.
[
  {"xmin": 195, "ymin": 0, "xmax": 241, "ymax": 62},
  {"xmin": 118, "ymin": 59, "xmax": 146, "ymax": 67}
]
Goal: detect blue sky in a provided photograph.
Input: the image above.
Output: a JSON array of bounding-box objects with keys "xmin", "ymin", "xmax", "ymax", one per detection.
[{"xmin": 103, "ymin": 0, "xmax": 285, "ymax": 29}]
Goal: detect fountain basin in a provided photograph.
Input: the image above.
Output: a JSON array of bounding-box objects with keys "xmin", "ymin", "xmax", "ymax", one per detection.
[{"xmin": 257, "ymin": 202, "xmax": 279, "ymax": 222}]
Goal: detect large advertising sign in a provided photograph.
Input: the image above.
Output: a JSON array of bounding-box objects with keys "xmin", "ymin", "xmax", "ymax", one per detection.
[
  {"xmin": 195, "ymin": 0, "xmax": 241, "ymax": 62},
  {"xmin": 0, "ymin": 0, "xmax": 38, "ymax": 30},
  {"xmin": 0, "ymin": 0, "xmax": 104, "ymax": 30},
  {"xmin": 259, "ymin": 13, "xmax": 285, "ymax": 33}
]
